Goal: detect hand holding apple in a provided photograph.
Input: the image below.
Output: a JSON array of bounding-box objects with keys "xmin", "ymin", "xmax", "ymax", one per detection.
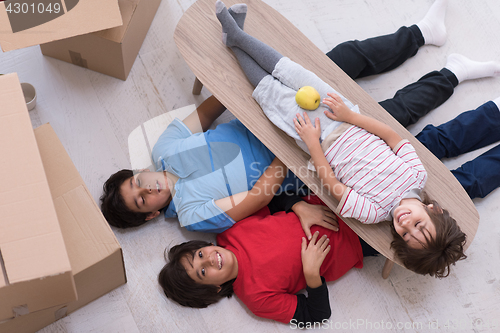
[
  {"xmin": 294, "ymin": 112, "xmax": 321, "ymax": 147},
  {"xmin": 323, "ymin": 92, "xmax": 353, "ymax": 123},
  {"xmin": 295, "ymin": 86, "xmax": 321, "ymax": 110}
]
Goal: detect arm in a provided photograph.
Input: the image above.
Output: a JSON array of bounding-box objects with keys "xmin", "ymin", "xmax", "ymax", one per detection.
[
  {"xmin": 293, "ymin": 277, "xmax": 331, "ymax": 324},
  {"xmin": 302, "ymin": 231, "xmax": 330, "ymax": 288},
  {"xmin": 291, "ymin": 232, "xmax": 332, "ymax": 324},
  {"xmin": 294, "ymin": 113, "xmax": 347, "ymax": 202},
  {"xmin": 268, "ymin": 192, "xmax": 339, "ymax": 240},
  {"xmin": 215, "ymin": 157, "xmax": 287, "ymax": 222},
  {"xmin": 267, "ymin": 191, "xmax": 304, "ymax": 214},
  {"xmin": 323, "ymin": 93, "xmax": 402, "ymax": 150},
  {"xmin": 292, "ymin": 201, "xmax": 339, "ymax": 239},
  {"xmin": 182, "ymin": 95, "xmax": 227, "ymax": 133}
]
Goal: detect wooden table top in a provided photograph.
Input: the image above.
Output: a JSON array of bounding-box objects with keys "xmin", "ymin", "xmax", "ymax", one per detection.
[{"xmin": 174, "ymin": 0, "xmax": 479, "ymax": 266}]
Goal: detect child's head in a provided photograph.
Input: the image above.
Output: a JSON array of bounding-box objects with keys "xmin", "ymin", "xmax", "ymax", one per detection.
[
  {"xmin": 158, "ymin": 240, "xmax": 237, "ymax": 308},
  {"xmin": 100, "ymin": 169, "xmax": 172, "ymax": 228},
  {"xmin": 390, "ymin": 193, "xmax": 466, "ymax": 278}
]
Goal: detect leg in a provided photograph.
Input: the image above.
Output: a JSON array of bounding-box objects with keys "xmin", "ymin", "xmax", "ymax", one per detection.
[
  {"xmin": 327, "ymin": 0, "xmax": 448, "ymax": 79},
  {"xmin": 216, "ymin": 1, "xmax": 282, "ymax": 73},
  {"xmin": 444, "ymin": 54, "xmax": 500, "ymax": 84},
  {"xmin": 327, "ymin": 25, "xmax": 424, "ymax": 80},
  {"xmin": 381, "ymin": 54, "xmax": 500, "ymax": 127},
  {"xmin": 228, "ymin": 4, "xmax": 247, "ymax": 30},
  {"xmin": 219, "ymin": 1, "xmax": 354, "ymax": 118},
  {"xmin": 192, "ymin": 4, "xmax": 247, "ymax": 95},
  {"xmin": 379, "ymin": 68, "xmax": 456, "ymax": 127},
  {"xmin": 416, "ymin": 101, "xmax": 500, "ymax": 158},
  {"xmin": 416, "ymin": 0, "xmax": 448, "ymax": 47},
  {"xmin": 358, "ymin": 236, "xmax": 392, "ymax": 278},
  {"xmin": 228, "ymin": 25, "xmax": 342, "ymax": 97},
  {"xmin": 272, "ymin": 57, "xmax": 352, "ymax": 101},
  {"xmin": 359, "ymin": 237, "xmax": 380, "ymax": 257},
  {"xmin": 192, "ymin": 77, "xmax": 203, "ymax": 95},
  {"xmin": 225, "ymin": 4, "xmax": 269, "ymax": 87},
  {"xmin": 451, "ymin": 144, "xmax": 500, "ymax": 199},
  {"xmin": 232, "ymin": 47, "xmax": 269, "ymax": 88},
  {"xmin": 382, "ymin": 259, "xmax": 395, "ymax": 279}
]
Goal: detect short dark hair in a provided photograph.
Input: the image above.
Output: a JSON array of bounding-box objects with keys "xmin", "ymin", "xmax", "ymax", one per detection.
[
  {"xmin": 158, "ymin": 240, "xmax": 235, "ymax": 308},
  {"xmin": 100, "ymin": 169, "xmax": 150, "ymax": 228},
  {"xmin": 390, "ymin": 192, "xmax": 467, "ymax": 278}
]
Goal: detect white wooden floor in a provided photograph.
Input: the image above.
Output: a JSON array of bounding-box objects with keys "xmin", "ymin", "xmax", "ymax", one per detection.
[{"xmin": 1, "ymin": 0, "xmax": 500, "ymax": 332}]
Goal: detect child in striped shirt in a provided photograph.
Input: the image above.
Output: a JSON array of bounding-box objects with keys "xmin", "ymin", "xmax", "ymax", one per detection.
[
  {"xmin": 214, "ymin": 0, "xmax": 493, "ymax": 276},
  {"xmin": 295, "ymin": 95, "xmax": 431, "ymax": 245}
]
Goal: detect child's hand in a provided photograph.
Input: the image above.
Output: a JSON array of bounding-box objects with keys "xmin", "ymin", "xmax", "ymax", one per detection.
[
  {"xmin": 293, "ymin": 201, "xmax": 339, "ymax": 240},
  {"xmin": 294, "ymin": 112, "xmax": 321, "ymax": 147},
  {"xmin": 301, "ymin": 231, "xmax": 331, "ymax": 288},
  {"xmin": 323, "ymin": 93, "xmax": 353, "ymax": 123}
]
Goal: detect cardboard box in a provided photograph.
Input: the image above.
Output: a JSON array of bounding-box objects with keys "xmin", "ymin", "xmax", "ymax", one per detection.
[
  {"xmin": 34, "ymin": 122, "xmax": 126, "ymax": 323},
  {"xmin": 0, "ymin": 73, "xmax": 77, "ymax": 322},
  {"xmin": 0, "ymin": 124, "xmax": 127, "ymax": 333},
  {"xmin": 0, "ymin": 0, "xmax": 122, "ymax": 52},
  {"xmin": 0, "ymin": 124, "xmax": 126, "ymax": 333},
  {"xmin": 40, "ymin": 0, "xmax": 162, "ymax": 80}
]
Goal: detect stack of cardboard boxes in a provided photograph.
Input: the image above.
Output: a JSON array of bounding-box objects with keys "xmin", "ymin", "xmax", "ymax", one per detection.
[
  {"xmin": 0, "ymin": 0, "xmax": 162, "ymax": 331},
  {"xmin": 0, "ymin": 73, "xmax": 127, "ymax": 333},
  {"xmin": 1, "ymin": 0, "xmax": 162, "ymax": 80}
]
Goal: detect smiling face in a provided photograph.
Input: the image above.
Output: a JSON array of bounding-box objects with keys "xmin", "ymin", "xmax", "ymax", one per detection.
[
  {"xmin": 120, "ymin": 171, "xmax": 171, "ymax": 220},
  {"xmin": 393, "ymin": 198, "xmax": 437, "ymax": 249},
  {"xmin": 182, "ymin": 245, "xmax": 238, "ymax": 288}
]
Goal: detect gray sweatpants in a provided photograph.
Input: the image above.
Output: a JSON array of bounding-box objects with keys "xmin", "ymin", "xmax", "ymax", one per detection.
[{"xmin": 252, "ymin": 57, "xmax": 359, "ymax": 153}]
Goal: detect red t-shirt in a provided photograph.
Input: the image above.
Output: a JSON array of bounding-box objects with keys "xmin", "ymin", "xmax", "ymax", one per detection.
[{"xmin": 216, "ymin": 195, "xmax": 364, "ymax": 323}]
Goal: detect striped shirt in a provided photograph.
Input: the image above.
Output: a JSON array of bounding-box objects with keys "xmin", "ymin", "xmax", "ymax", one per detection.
[{"xmin": 325, "ymin": 125, "xmax": 427, "ymax": 224}]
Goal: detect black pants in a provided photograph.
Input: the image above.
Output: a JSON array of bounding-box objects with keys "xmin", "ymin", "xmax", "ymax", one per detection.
[
  {"xmin": 359, "ymin": 237, "xmax": 380, "ymax": 257},
  {"xmin": 326, "ymin": 25, "xmax": 458, "ymax": 127},
  {"xmin": 327, "ymin": 25, "xmax": 500, "ymax": 200}
]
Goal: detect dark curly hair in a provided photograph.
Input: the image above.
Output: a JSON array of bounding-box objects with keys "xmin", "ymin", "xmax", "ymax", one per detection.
[
  {"xmin": 158, "ymin": 240, "xmax": 235, "ymax": 308},
  {"xmin": 390, "ymin": 192, "xmax": 467, "ymax": 278},
  {"xmin": 100, "ymin": 169, "xmax": 150, "ymax": 228}
]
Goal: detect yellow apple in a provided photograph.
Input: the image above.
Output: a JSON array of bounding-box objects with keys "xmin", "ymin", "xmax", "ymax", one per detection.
[{"xmin": 295, "ymin": 86, "xmax": 321, "ymax": 110}]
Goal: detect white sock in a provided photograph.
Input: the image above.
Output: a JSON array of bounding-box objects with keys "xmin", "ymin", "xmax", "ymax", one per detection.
[
  {"xmin": 417, "ymin": 0, "xmax": 448, "ymax": 46},
  {"xmin": 493, "ymin": 96, "xmax": 500, "ymax": 111},
  {"xmin": 445, "ymin": 54, "xmax": 500, "ymax": 83}
]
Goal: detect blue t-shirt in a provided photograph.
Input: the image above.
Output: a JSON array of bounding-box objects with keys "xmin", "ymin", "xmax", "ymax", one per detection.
[{"xmin": 151, "ymin": 118, "xmax": 301, "ymax": 233}]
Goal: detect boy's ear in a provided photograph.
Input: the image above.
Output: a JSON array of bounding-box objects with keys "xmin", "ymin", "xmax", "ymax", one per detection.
[
  {"xmin": 216, "ymin": 286, "xmax": 222, "ymax": 293},
  {"xmin": 145, "ymin": 211, "xmax": 161, "ymax": 221},
  {"xmin": 426, "ymin": 204, "xmax": 442, "ymax": 213}
]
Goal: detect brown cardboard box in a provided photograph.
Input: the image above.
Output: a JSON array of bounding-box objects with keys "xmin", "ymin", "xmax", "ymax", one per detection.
[
  {"xmin": 34, "ymin": 123, "xmax": 126, "ymax": 321},
  {"xmin": 0, "ymin": 75, "xmax": 126, "ymax": 333},
  {"xmin": 0, "ymin": 0, "xmax": 122, "ymax": 52},
  {"xmin": 0, "ymin": 73, "xmax": 77, "ymax": 322},
  {"xmin": 40, "ymin": 0, "xmax": 162, "ymax": 80}
]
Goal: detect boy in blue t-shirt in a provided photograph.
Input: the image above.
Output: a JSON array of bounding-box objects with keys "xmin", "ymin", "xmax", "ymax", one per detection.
[{"xmin": 100, "ymin": 96, "xmax": 305, "ymax": 232}]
